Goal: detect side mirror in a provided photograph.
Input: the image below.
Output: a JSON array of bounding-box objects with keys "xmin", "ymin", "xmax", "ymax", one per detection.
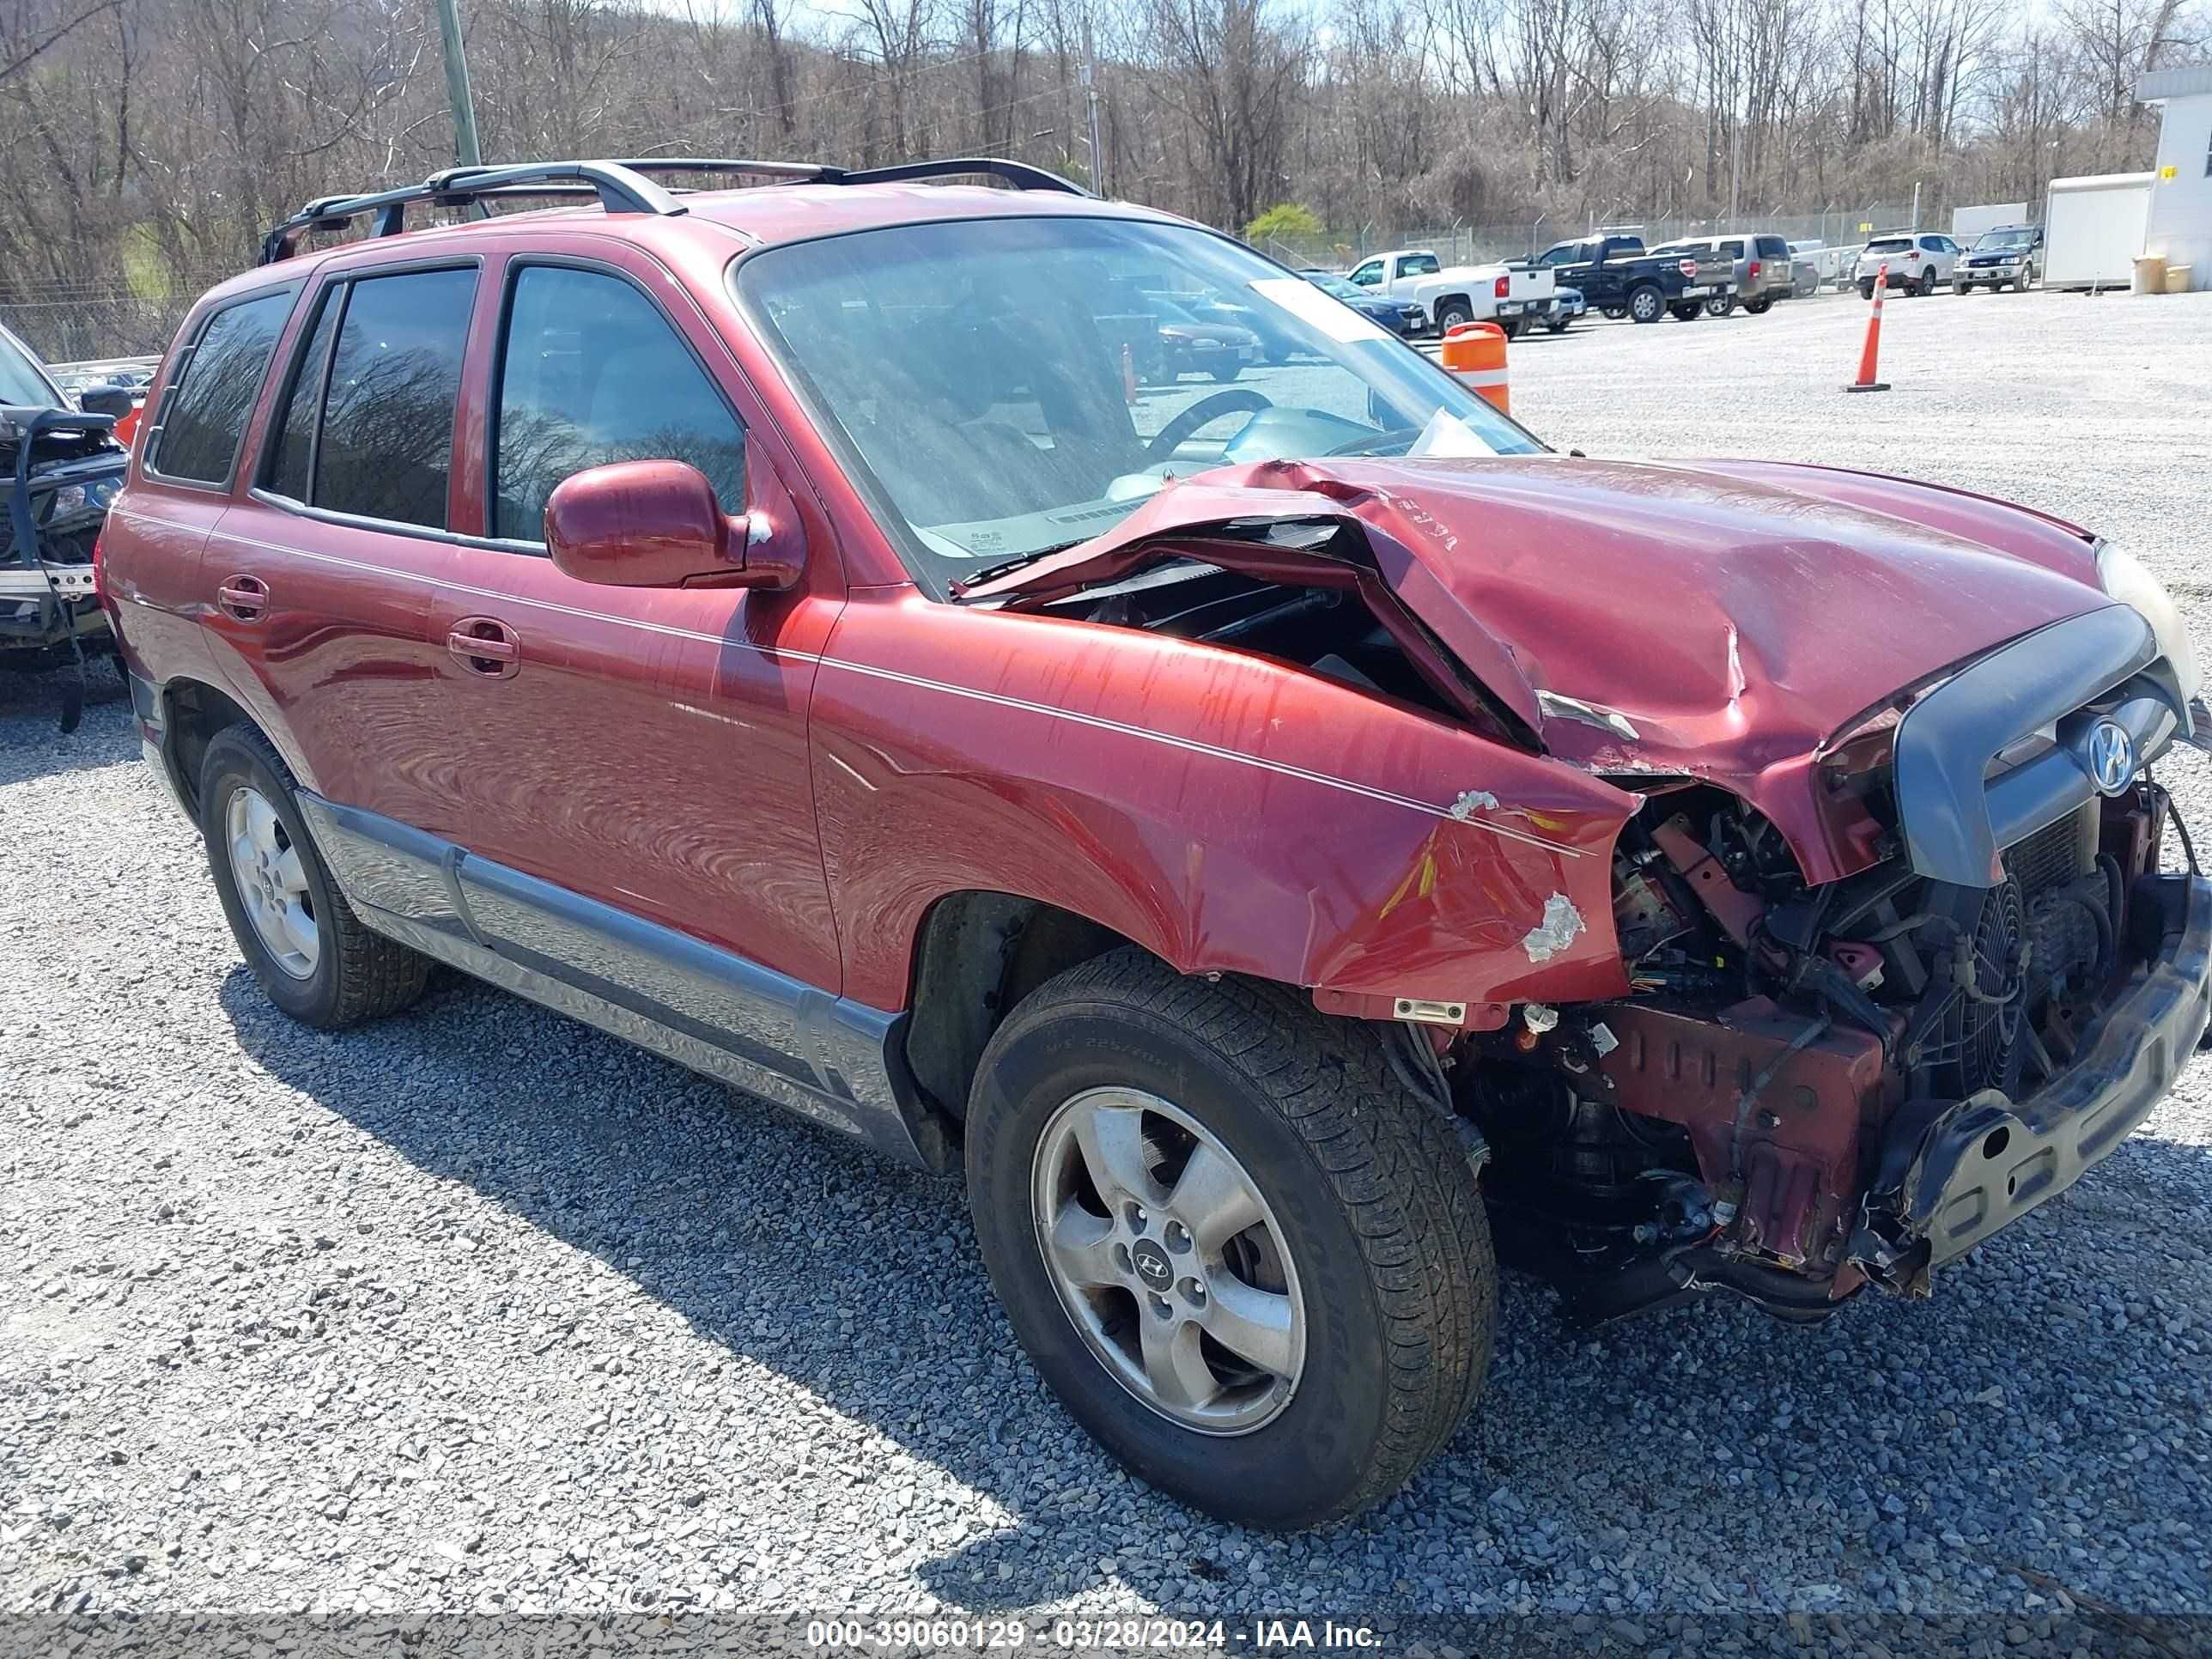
[
  {"xmin": 544, "ymin": 459, "xmax": 802, "ymax": 591},
  {"xmin": 78, "ymin": 384, "xmax": 136, "ymax": 420}
]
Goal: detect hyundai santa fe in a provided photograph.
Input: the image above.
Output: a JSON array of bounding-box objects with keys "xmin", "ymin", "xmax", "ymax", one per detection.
[{"xmin": 100, "ymin": 155, "xmax": 2212, "ymax": 1530}]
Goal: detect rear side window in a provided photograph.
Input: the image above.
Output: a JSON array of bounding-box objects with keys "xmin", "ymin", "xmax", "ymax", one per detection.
[
  {"xmin": 1400, "ymin": 254, "xmax": 1440, "ymax": 277},
  {"xmin": 490, "ymin": 265, "xmax": 745, "ymax": 544},
  {"xmin": 1717, "ymin": 240, "xmax": 1746, "ymax": 258},
  {"xmin": 1758, "ymin": 236, "xmax": 1789, "ymax": 258},
  {"xmin": 262, "ymin": 286, "xmax": 340, "ymax": 501},
  {"xmin": 312, "ymin": 267, "xmax": 476, "ymax": 529},
  {"xmin": 150, "ymin": 290, "xmax": 295, "ymax": 485}
]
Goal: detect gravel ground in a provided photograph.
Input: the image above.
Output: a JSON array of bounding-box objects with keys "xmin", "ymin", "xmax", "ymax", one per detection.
[{"xmin": 6, "ymin": 288, "xmax": 2212, "ymax": 1654}]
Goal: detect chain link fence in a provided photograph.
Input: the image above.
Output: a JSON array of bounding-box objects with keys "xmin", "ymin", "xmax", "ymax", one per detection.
[
  {"xmin": 1, "ymin": 203, "xmax": 1941, "ymax": 361},
  {"xmin": 1258, "ymin": 204, "xmax": 1923, "ymax": 272},
  {"xmin": 0, "ymin": 264, "xmax": 242, "ymax": 363}
]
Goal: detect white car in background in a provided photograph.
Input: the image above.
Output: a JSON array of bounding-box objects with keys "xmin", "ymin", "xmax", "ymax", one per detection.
[
  {"xmin": 1854, "ymin": 231, "xmax": 1962, "ymax": 297},
  {"xmin": 1345, "ymin": 246, "xmax": 1558, "ymax": 337}
]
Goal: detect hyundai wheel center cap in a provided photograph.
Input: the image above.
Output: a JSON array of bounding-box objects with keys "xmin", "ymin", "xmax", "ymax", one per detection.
[{"xmin": 1130, "ymin": 1238, "xmax": 1174, "ymax": 1291}]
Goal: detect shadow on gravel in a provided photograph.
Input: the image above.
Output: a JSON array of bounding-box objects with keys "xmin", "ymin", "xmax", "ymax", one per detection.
[
  {"xmin": 215, "ymin": 955, "xmax": 2212, "ymax": 1621},
  {"xmin": 0, "ymin": 670, "xmax": 137, "ymax": 784}
]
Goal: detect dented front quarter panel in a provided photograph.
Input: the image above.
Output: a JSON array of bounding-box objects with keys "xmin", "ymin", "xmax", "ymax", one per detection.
[{"xmin": 816, "ymin": 587, "xmax": 1638, "ymax": 1012}]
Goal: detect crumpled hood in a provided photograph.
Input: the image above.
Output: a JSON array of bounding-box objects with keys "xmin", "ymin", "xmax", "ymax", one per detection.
[{"xmin": 964, "ymin": 453, "xmax": 2116, "ymax": 879}]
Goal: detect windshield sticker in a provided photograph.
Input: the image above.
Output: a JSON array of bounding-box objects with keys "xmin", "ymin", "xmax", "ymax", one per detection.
[{"xmin": 1248, "ymin": 276, "xmax": 1393, "ymax": 344}]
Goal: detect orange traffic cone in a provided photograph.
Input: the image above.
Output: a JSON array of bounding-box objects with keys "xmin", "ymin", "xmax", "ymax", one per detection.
[
  {"xmin": 1439, "ymin": 321, "xmax": 1510, "ymax": 415},
  {"xmin": 1845, "ymin": 263, "xmax": 1891, "ymax": 392},
  {"xmin": 1122, "ymin": 342, "xmax": 1138, "ymax": 404}
]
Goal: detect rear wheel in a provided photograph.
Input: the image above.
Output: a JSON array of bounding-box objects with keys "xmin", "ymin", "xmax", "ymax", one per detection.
[
  {"xmin": 1704, "ymin": 291, "xmax": 1737, "ymax": 319},
  {"xmin": 1433, "ymin": 299, "xmax": 1474, "ymax": 331},
  {"xmin": 1743, "ymin": 295, "xmax": 1772, "ymax": 315},
  {"xmin": 1627, "ymin": 285, "xmax": 1664, "ymax": 324},
  {"xmin": 1210, "ymin": 363, "xmax": 1242, "ymax": 383},
  {"xmin": 1668, "ymin": 301, "xmax": 1703, "ymax": 321},
  {"xmin": 965, "ymin": 951, "xmax": 1496, "ymax": 1530},
  {"xmin": 1601, "ymin": 304, "xmax": 1627, "ymax": 321},
  {"xmin": 1545, "ymin": 315, "xmax": 1571, "ymax": 334},
  {"xmin": 199, "ymin": 725, "xmax": 431, "ymax": 1029},
  {"xmin": 1497, "ymin": 315, "xmax": 1526, "ymax": 340}
]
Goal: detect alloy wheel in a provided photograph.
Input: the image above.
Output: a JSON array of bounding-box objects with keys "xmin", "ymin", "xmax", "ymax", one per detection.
[
  {"xmin": 1030, "ymin": 1086, "xmax": 1306, "ymax": 1435},
  {"xmin": 226, "ymin": 785, "xmax": 319, "ymax": 979}
]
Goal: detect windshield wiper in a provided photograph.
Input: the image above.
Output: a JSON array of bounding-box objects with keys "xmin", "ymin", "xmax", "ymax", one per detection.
[{"xmin": 952, "ymin": 539, "xmax": 1089, "ymax": 598}]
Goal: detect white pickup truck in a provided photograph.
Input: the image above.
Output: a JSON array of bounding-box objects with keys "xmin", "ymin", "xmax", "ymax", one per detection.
[{"xmin": 1342, "ymin": 247, "xmax": 1558, "ymax": 337}]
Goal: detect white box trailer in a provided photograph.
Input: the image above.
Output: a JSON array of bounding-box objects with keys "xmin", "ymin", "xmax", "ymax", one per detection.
[
  {"xmin": 2042, "ymin": 173, "xmax": 2155, "ymax": 289},
  {"xmin": 1952, "ymin": 202, "xmax": 2029, "ymax": 243}
]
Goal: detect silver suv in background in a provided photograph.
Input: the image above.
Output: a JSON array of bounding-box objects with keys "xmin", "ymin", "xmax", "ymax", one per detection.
[
  {"xmin": 1954, "ymin": 224, "xmax": 2045, "ymax": 293},
  {"xmin": 1650, "ymin": 233, "xmax": 1795, "ymax": 315},
  {"xmin": 1855, "ymin": 231, "xmax": 1961, "ymax": 296}
]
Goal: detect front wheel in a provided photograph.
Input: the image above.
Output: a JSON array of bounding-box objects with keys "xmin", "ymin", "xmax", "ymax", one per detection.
[
  {"xmin": 1859, "ymin": 279, "xmax": 1875, "ymax": 300},
  {"xmin": 1210, "ymin": 363, "xmax": 1242, "ymax": 383},
  {"xmin": 965, "ymin": 951, "xmax": 1496, "ymax": 1530},
  {"xmin": 1916, "ymin": 267, "xmax": 1936, "ymax": 295}
]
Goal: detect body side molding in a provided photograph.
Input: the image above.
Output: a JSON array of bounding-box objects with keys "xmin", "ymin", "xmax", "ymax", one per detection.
[{"xmin": 294, "ymin": 793, "xmax": 948, "ymax": 1170}]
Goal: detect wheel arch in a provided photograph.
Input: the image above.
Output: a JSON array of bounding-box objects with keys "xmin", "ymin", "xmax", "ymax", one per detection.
[{"xmin": 161, "ymin": 675, "xmax": 258, "ymax": 820}]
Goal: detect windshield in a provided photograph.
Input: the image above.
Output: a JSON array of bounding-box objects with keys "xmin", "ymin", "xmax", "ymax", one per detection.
[
  {"xmin": 739, "ymin": 216, "xmax": 1541, "ymax": 596},
  {"xmin": 1304, "ymin": 272, "xmax": 1370, "ymax": 302},
  {"xmin": 1975, "ymin": 228, "xmax": 2034, "ymax": 250},
  {"xmin": 0, "ymin": 325, "xmax": 63, "ymax": 409}
]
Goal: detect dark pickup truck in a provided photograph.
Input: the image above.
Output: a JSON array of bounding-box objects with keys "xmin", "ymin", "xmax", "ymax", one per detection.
[{"xmin": 1534, "ymin": 234, "xmax": 1734, "ymax": 324}]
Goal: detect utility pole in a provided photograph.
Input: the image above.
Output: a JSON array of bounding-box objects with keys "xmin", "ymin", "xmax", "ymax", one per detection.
[
  {"xmin": 1911, "ymin": 179, "xmax": 1922, "ymax": 229},
  {"xmin": 1081, "ymin": 10, "xmax": 1107, "ymax": 198},
  {"xmin": 435, "ymin": 0, "xmax": 483, "ymax": 169}
]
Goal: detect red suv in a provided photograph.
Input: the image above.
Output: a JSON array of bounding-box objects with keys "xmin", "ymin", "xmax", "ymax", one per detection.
[{"xmin": 101, "ymin": 157, "xmax": 2211, "ymax": 1530}]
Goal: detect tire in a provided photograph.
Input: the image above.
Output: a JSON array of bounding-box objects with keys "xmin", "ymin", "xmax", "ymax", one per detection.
[
  {"xmin": 1627, "ymin": 284, "xmax": 1664, "ymax": 324},
  {"xmin": 965, "ymin": 950, "xmax": 1496, "ymax": 1531},
  {"xmin": 1545, "ymin": 316, "xmax": 1571, "ymax": 334},
  {"xmin": 1860, "ymin": 279, "xmax": 1875, "ymax": 301},
  {"xmin": 1704, "ymin": 291, "xmax": 1736, "ymax": 319},
  {"xmin": 1743, "ymin": 295, "xmax": 1772, "ymax": 315},
  {"xmin": 1433, "ymin": 299, "xmax": 1473, "ymax": 332},
  {"xmin": 1668, "ymin": 302, "xmax": 1702, "ymax": 320},
  {"xmin": 1916, "ymin": 267, "xmax": 1936, "ymax": 296},
  {"xmin": 1210, "ymin": 363, "xmax": 1242, "ymax": 383},
  {"xmin": 1497, "ymin": 315, "xmax": 1525, "ymax": 340},
  {"xmin": 1954, "ymin": 281, "xmax": 1973, "ymax": 295},
  {"xmin": 1601, "ymin": 305, "xmax": 1626, "ymax": 321},
  {"xmin": 199, "ymin": 724, "xmax": 431, "ymax": 1030}
]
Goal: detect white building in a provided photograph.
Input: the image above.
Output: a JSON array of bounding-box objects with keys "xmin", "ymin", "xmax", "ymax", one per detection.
[{"xmin": 2139, "ymin": 63, "xmax": 2212, "ymax": 291}]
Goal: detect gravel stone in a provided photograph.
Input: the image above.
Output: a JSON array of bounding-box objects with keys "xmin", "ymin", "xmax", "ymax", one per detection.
[{"xmin": 3, "ymin": 290, "xmax": 2209, "ymax": 1650}]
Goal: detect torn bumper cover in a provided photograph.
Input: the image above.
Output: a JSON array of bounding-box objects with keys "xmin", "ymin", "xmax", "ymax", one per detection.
[{"xmin": 1849, "ymin": 872, "xmax": 2212, "ymax": 1289}]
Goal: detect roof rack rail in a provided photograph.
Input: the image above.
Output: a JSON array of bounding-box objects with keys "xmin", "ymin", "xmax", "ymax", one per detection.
[
  {"xmin": 258, "ymin": 153, "xmax": 1092, "ymax": 264},
  {"xmin": 835, "ymin": 157, "xmax": 1090, "ymax": 195}
]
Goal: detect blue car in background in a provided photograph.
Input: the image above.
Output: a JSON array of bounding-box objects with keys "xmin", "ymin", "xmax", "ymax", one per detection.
[{"xmin": 1299, "ymin": 269, "xmax": 1426, "ymax": 337}]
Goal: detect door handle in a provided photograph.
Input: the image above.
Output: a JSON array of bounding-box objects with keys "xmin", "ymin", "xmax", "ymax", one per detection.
[
  {"xmin": 216, "ymin": 574, "xmax": 268, "ymax": 622},
  {"xmin": 447, "ymin": 617, "xmax": 520, "ymax": 679}
]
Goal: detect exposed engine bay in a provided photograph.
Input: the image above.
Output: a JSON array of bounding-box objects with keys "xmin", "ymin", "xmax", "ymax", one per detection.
[{"xmin": 1455, "ymin": 778, "xmax": 2173, "ymax": 1324}]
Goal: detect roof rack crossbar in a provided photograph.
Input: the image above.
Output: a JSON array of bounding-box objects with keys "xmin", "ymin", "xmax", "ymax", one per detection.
[
  {"xmin": 837, "ymin": 157, "xmax": 1090, "ymax": 196},
  {"xmin": 258, "ymin": 153, "xmax": 1091, "ymax": 264},
  {"xmin": 258, "ymin": 159, "xmax": 684, "ymax": 264}
]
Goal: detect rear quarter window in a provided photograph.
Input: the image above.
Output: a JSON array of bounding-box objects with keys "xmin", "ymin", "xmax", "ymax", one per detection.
[{"xmin": 149, "ymin": 289, "xmax": 296, "ymax": 486}]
